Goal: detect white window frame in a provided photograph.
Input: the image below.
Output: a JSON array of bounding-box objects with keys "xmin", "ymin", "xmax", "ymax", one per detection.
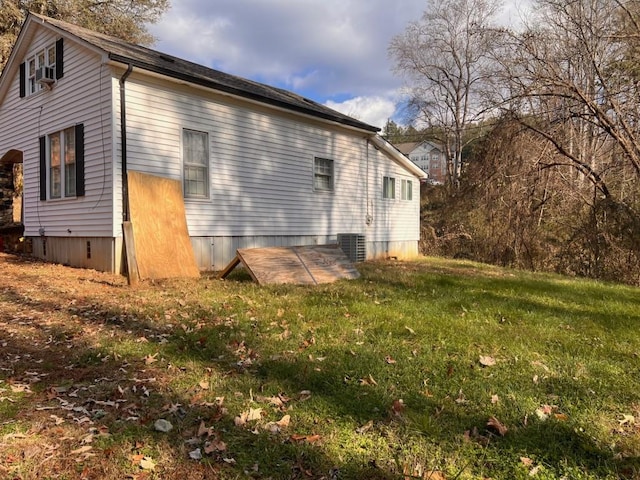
[
  {"xmin": 47, "ymin": 127, "xmax": 76, "ymax": 200},
  {"xmin": 383, "ymin": 176, "xmax": 395, "ymax": 199},
  {"xmin": 401, "ymin": 179, "xmax": 413, "ymax": 201},
  {"xmin": 26, "ymin": 43, "xmax": 56, "ymax": 96},
  {"xmin": 313, "ymin": 157, "xmax": 334, "ymax": 192},
  {"xmin": 182, "ymin": 128, "xmax": 210, "ymax": 199}
]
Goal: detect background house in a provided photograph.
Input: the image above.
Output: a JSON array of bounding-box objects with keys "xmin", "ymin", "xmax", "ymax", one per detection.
[
  {"xmin": 396, "ymin": 141, "xmax": 446, "ymax": 184},
  {"xmin": 0, "ymin": 14, "xmax": 426, "ymax": 273}
]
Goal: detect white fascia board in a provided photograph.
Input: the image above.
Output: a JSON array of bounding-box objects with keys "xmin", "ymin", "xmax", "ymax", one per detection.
[{"xmin": 369, "ymin": 135, "xmax": 428, "ymax": 180}]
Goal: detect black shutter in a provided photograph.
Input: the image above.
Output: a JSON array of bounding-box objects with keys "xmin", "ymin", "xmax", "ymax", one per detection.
[
  {"xmin": 39, "ymin": 136, "xmax": 47, "ymax": 201},
  {"xmin": 55, "ymin": 38, "xmax": 64, "ymax": 80},
  {"xmin": 19, "ymin": 63, "xmax": 26, "ymax": 98},
  {"xmin": 75, "ymin": 123, "xmax": 85, "ymax": 196}
]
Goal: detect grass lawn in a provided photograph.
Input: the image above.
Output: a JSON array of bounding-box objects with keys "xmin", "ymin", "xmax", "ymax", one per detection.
[{"xmin": 1, "ymin": 253, "xmax": 640, "ymax": 479}]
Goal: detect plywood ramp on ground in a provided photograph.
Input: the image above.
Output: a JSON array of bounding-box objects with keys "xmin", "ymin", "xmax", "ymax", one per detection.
[
  {"xmin": 127, "ymin": 171, "xmax": 200, "ymax": 279},
  {"xmin": 219, "ymin": 245, "xmax": 360, "ymax": 285}
]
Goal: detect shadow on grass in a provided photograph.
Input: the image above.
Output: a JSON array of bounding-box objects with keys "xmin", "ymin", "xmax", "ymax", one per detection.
[{"xmin": 2, "ymin": 254, "xmax": 640, "ymax": 479}]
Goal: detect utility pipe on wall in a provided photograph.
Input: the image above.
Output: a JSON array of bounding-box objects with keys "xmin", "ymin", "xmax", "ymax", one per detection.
[{"xmin": 119, "ymin": 63, "xmax": 133, "ymax": 222}]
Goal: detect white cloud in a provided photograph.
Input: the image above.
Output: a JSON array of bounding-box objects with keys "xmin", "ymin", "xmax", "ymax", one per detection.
[
  {"xmin": 149, "ymin": 0, "xmax": 526, "ymax": 125},
  {"xmin": 150, "ymin": 0, "xmax": 425, "ymax": 99},
  {"xmin": 325, "ymin": 96, "xmax": 397, "ymax": 130}
]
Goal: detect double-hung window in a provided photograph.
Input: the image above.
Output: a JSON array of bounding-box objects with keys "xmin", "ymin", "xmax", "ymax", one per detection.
[
  {"xmin": 383, "ymin": 176, "xmax": 395, "ymax": 199},
  {"xmin": 401, "ymin": 179, "xmax": 413, "ymax": 201},
  {"xmin": 48, "ymin": 127, "xmax": 76, "ymax": 199},
  {"xmin": 183, "ymin": 129, "xmax": 209, "ymax": 198},
  {"xmin": 313, "ymin": 157, "xmax": 334, "ymax": 192},
  {"xmin": 26, "ymin": 43, "xmax": 56, "ymax": 96},
  {"xmin": 39, "ymin": 124, "xmax": 84, "ymax": 201}
]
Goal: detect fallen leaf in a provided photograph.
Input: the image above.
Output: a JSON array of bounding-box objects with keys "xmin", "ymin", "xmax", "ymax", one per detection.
[
  {"xmin": 277, "ymin": 414, "xmax": 291, "ymax": 428},
  {"xmin": 188, "ymin": 448, "xmax": 202, "ymax": 460},
  {"xmin": 404, "ymin": 326, "xmax": 416, "ymax": 335},
  {"xmin": 204, "ymin": 439, "xmax": 227, "ymax": 454},
  {"xmin": 290, "ymin": 434, "xmax": 321, "ymax": 443},
  {"xmin": 139, "ymin": 456, "xmax": 156, "ymax": 470},
  {"xmin": 486, "ymin": 416, "xmax": 508, "ymax": 436},
  {"xmin": 70, "ymin": 446, "xmax": 93, "ymax": 455},
  {"xmin": 247, "ymin": 408, "xmax": 263, "ymax": 421},
  {"xmin": 264, "ymin": 413, "xmax": 291, "ymax": 433},
  {"xmin": 234, "ymin": 412, "xmax": 247, "ymax": 427},
  {"xmin": 491, "ymin": 394, "xmax": 500, "ymax": 404},
  {"xmin": 520, "ymin": 457, "xmax": 533, "ymax": 467},
  {"xmin": 199, "ymin": 380, "xmax": 209, "ymax": 390},
  {"xmin": 257, "ymin": 395, "xmax": 286, "ymax": 408},
  {"xmin": 620, "ymin": 414, "xmax": 635, "ymax": 426},
  {"xmin": 359, "ymin": 374, "xmax": 377, "ymax": 386},
  {"xmin": 154, "ymin": 419, "xmax": 173, "ymax": 432},
  {"xmin": 385, "ymin": 356, "xmax": 397, "ymax": 364},
  {"xmin": 356, "ymin": 420, "xmax": 373, "ymax": 434},
  {"xmin": 144, "ymin": 353, "xmax": 158, "ymax": 365},
  {"xmin": 391, "ymin": 399, "xmax": 405, "ymax": 417},
  {"xmin": 197, "ymin": 421, "xmax": 213, "ymax": 437},
  {"xmin": 479, "ymin": 355, "xmax": 496, "ymax": 367},
  {"xmin": 531, "ymin": 360, "xmax": 549, "ymax": 372}
]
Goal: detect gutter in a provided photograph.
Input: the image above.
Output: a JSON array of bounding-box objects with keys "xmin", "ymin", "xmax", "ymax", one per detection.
[
  {"xmin": 369, "ymin": 135, "xmax": 428, "ymax": 180},
  {"xmin": 119, "ymin": 63, "xmax": 133, "ymax": 221}
]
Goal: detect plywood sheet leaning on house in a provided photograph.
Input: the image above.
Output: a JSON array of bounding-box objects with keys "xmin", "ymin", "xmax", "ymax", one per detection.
[
  {"xmin": 220, "ymin": 245, "xmax": 360, "ymax": 285},
  {"xmin": 127, "ymin": 171, "xmax": 200, "ymax": 279}
]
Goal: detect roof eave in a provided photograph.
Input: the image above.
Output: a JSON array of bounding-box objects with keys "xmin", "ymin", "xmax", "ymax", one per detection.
[
  {"xmin": 369, "ymin": 135, "xmax": 428, "ymax": 179},
  {"xmin": 108, "ymin": 53, "xmax": 379, "ymax": 134}
]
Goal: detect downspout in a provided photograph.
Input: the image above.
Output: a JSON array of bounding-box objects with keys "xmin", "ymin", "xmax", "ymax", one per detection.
[{"xmin": 119, "ymin": 64, "xmax": 133, "ymax": 222}]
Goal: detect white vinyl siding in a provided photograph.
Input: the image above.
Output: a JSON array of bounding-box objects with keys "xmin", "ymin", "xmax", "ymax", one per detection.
[
  {"xmin": 120, "ymin": 74, "xmax": 420, "ymax": 245},
  {"xmin": 0, "ymin": 26, "xmax": 114, "ymax": 238}
]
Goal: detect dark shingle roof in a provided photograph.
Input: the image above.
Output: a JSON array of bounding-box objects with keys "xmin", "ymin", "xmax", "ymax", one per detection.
[{"xmin": 33, "ymin": 13, "xmax": 379, "ymax": 133}]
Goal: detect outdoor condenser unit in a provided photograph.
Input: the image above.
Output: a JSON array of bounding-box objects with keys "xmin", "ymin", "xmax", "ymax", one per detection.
[{"xmin": 337, "ymin": 234, "xmax": 366, "ymax": 263}]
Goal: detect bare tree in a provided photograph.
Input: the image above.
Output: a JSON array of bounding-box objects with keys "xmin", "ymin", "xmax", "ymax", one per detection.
[
  {"xmin": 389, "ymin": 0, "xmax": 503, "ymax": 188},
  {"xmin": 499, "ymin": 0, "xmax": 640, "ymax": 201}
]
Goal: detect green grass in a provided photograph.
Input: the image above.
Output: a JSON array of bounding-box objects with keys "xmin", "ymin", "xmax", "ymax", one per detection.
[{"xmin": 2, "ymin": 256, "xmax": 640, "ymax": 479}]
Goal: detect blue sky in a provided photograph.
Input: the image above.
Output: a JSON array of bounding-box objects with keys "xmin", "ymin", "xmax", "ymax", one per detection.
[{"xmin": 149, "ymin": 0, "xmax": 531, "ymax": 129}]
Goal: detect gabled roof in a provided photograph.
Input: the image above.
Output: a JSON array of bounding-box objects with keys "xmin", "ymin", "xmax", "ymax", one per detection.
[
  {"xmin": 26, "ymin": 13, "xmax": 379, "ymax": 133},
  {"xmin": 395, "ymin": 140, "xmax": 442, "ymax": 155}
]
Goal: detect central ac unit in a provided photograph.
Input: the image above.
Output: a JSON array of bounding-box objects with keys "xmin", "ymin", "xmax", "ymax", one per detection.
[
  {"xmin": 337, "ymin": 234, "xmax": 366, "ymax": 263},
  {"xmin": 35, "ymin": 66, "xmax": 55, "ymax": 84}
]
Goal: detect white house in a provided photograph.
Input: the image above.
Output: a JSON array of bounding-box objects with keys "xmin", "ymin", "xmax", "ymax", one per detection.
[
  {"xmin": 396, "ymin": 141, "xmax": 446, "ymax": 184},
  {"xmin": 0, "ymin": 13, "xmax": 426, "ymax": 273}
]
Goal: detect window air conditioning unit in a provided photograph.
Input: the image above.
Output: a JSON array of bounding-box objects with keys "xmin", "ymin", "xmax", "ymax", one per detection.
[
  {"xmin": 337, "ymin": 233, "xmax": 366, "ymax": 263},
  {"xmin": 35, "ymin": 66, "xmax": 55, "ymax": 85}
]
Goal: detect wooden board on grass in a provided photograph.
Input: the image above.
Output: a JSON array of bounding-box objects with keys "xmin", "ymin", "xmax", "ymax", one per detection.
[
  {"xmin": 127, "ymin": 171, "xmax": 200, "ymax": 279},
  {"xmin": 220, "ymin": 245, "xmax": 360, "ymax": 285}
]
